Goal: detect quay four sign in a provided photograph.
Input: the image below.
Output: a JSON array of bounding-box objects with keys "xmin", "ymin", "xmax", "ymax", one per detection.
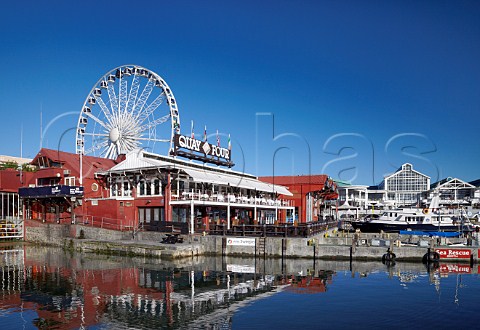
[{"xmin": 172, "ymin": 134, "xmax": 234, "ymax": 167}]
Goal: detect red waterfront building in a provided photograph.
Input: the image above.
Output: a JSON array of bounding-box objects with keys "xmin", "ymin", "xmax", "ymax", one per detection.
[
  {"xmin": 259, "ymin": 175, "xmax": 338, "ymax": 223},
  {"xmin": 0, "ymin": 162, "xmax": 35, "ymax": 238},
  {"xmin": 18, "ymin": 147, "xmax": 338, "ymax": 232},
  {"xmin": 0, "ymin": 168, "xmax": 29, "ymax": 219},
  {"xmin": 19, "ymin": 147, "xmax": 295, "ymax": 233},
  {"xmin": 19, "ymin": 148, "xmax": 117, "ymax": 224}
]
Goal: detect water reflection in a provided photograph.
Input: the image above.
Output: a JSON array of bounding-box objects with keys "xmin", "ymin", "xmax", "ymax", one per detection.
[{"xmin": 0, "ymin": 244, "xmax": 477, "ymax": 329}]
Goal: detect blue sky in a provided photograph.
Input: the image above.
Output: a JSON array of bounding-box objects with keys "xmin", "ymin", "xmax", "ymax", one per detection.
[{"xmin": 0, "ymin": 0, "xmax": 479, "ymax": 185}]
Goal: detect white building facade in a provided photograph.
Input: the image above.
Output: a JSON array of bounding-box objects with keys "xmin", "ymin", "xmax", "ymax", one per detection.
[
  {"xmin": 337, "ymin": 164, "xmax": 480, "ymax": 221},
  {"xmin": 336, "ymin": 163, "xmax": 431, "ymax": 219},
  {"xmin": 379, "ymin": 163, "xmax": 430, "ymax": 206}
]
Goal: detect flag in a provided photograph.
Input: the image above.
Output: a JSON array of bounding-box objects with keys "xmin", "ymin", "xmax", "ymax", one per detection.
[
  {"xmin": 191, "ymin": 120, "xmax": 194, "ymax": 139},
  {"xmin": 203, "ymin": 125, "xmax": 207, "ymax": 142},
  {"xmin": 216, "ymin": 130, "xmax": 220, "ymax": 147},
  {"xmin": 228, "ymin": 134, "xmax": 231, "ymax": 150},
  {"xmin": 173, "ymin": 117, "xmax": 180, "ymax": 134}
]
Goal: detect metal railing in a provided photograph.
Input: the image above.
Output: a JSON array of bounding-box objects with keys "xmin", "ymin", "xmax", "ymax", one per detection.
[
  {"xmin": 171, "ymin": 189, "xmax": 292, "ymax": 207},
  {"xmin": 74, "ymin": 215, "xmax": 136, "ymax": 232},
  {"xmin": 0, "ymin": 219, "xmax": 23, "ymax": 240},
  {"xmin": 28, "ymin": 215, "xmax": 136, "ymax": 232},
  {"xmin": 208, "ymin": 220, "xmax": 336, "ymax": 238},
  {"xmin": 24, "ymin": 214, "xmax": 336, "ymax": 237}
]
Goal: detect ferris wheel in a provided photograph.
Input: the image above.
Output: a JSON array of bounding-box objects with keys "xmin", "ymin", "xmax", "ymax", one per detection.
[{"xmin": 76, "ymin": 65, "xmax": 180, "ymax": 159}]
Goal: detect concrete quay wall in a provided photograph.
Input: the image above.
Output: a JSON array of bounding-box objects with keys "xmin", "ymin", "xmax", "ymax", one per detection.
[
  {"xmin": 24, "ymin": 223, "xmax": 480, "ymax": 262},
  {"xmin": 25, "ymin": 224, "xmax": 204, "ymax": 260}
]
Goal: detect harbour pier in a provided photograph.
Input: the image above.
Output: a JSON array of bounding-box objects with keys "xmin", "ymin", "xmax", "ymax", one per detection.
[{"xmin": 24, "ymin": 221, "xmax": 480, "ymax": 264}]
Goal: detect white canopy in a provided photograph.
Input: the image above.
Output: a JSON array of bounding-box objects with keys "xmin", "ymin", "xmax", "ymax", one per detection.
[
  {"xmin": 106, "ymin": 149, "xmax": 293, "ymax": 196},
  {"xmin": 182, "ymin": 167, "xmax": 292, "ymax": 196}
]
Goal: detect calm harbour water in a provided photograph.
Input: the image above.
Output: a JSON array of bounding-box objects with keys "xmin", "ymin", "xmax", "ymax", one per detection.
[{"xmin": 1, "ymin": 243, "xmax": 479, "ymax": 329}]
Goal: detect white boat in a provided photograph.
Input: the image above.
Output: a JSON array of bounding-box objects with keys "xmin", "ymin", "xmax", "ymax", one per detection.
[{"xmin": 351, "ymin": 194, "xmax": 473, "ymax": 233}]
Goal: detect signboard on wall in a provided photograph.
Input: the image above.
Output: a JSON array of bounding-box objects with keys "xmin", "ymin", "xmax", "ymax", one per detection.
[
  {"xmin": 435, "ymin": 248, "xmax": 471, "ymax": 259},
  {"xmin": 226, "ymin": 237, "xmax": 256, "ymax": 246},
  {"xmin": 171, "ymin": 134, "xmax": 234, "ymax": 167},
  {"xmin": 226, "ymin": 264, "xmax": 256, "ymax": 273},
  {"xmin": 19, "ymin": 185, "xmax": 84, "ymax": 198}
]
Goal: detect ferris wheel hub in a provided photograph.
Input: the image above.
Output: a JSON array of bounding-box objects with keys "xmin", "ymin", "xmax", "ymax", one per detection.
[{"xmin": 109, "ymin": 127, "xmax": 120, "ymax": 143}]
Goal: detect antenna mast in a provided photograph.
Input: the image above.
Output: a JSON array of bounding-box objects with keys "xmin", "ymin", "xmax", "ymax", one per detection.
[{"xmin": 39, "ymin": 104, "xmax": 43, "ymax": 149}]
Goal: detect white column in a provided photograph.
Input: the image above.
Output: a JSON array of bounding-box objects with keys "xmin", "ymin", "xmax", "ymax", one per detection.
[
  {"xmin": 227, "ymin": 197, "xmax": 231, "ymax": 230},
  {"xmin": 190, "ymin": 200, "xmax": 194, "ymax": 234},
  {"xmin": 79, "ymin": 152, "xmax": 83, "ymax": 185},
  {"xmin": 191, "ymin": 270, "xmax": 195, "ymax": 313},
  {"xmin": 7, "ymin": 193, "xmax": 10, "ymax": 219}
]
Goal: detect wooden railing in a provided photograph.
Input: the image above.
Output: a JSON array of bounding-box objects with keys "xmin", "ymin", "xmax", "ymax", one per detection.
[
  {"xmin": 27, "ymin": 214, "xmax": 334, "ymax": 237},
  {"xmin": 208, "ymin": 220, "xmax": 336, "ymax": 238}
]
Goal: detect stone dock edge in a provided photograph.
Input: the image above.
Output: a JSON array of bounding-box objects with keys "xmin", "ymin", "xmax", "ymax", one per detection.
[{"xmin": 22, "ymin": 222, "xmax": 480, "ymax": 263}]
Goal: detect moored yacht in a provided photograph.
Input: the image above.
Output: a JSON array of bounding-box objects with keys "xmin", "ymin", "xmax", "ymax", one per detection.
[{"xmin": 351, "ymin": 195, "xmax": 473, "ymax": 233}]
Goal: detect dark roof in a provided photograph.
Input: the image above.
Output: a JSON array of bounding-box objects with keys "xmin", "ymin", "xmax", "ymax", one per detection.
[
  {"xmin": 430, "ymin": 177, "xmax": 453, "ymax": 189},
  {"xmin": 469, "ymin": 179, "xmax": 480, "ymax": 188}
]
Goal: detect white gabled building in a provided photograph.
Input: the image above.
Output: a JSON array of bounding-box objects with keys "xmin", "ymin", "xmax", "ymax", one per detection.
[
  {"xmin": 426, "ymin": 177, "xmax": 477, "ymax": 207},
  {"xmin": 379, "ymin": 163, "xmax": 430, "ymax": 207},
  {"xmin": 336, "ymin": 164, "xmax": 480, "ymax": 220},
  {"xmin": 336, "ymin": 163, "xmax": 430, "ymax": 219}
]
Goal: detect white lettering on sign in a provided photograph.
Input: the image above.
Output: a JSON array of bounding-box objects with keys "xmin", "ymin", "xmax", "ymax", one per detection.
[
  {"xmin": 226, "ymin": 238, "xmax": 256, "ymax": 246},
  {"xmin": 439, "ymin": 264, "xmax": 471, "ymax": 274},
  {"xmin": 179, "ymin": 135, "xmax": 202, "ymax": 152},
  {"xmin": 211, "ymin": 145, "xmax": 230, "ymax": 159},
  {"xmin": 435, "ymin": 249, "xmax": 471, "ymax": 259},
  {"xmin": 226, "ymin": 264, "xmax": 256, "ymax": 273},
  {"xmin": 176, "ymin": 134, "xmax": 231, "ymax": 160}
]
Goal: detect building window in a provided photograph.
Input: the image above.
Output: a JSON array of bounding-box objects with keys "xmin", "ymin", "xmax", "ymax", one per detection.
[
  {"xmin": 139, "ymin": 181, "xmax": 145, "ymax": 195},
  {"xmin": 145, "ymin": 209, "xmax": 151, "ymax": 223},
  {"xmin": 110, "ymin": 177, "xmax": 132, "ymax": 197},
  {"xmin": 154, "ymin": 179, "xmax": 160, "ymax": 195},
  {"xmin": 138, "ymin": 178, "xmax": 162, "ymax": 197},
  {"xmin": 65, "ymin": 176, "xmax": 76, "ymax": 186},
  {"xmin": 38, "ymin": 177, "xmax": 60, "ymax": 186},
  {"xmin": 37, "ymin": 156, "xmax": 49, "ymax": 169},
  {"xmin": 138, "ymin": 207, "xmax": 165, "ymax": 225},
  {"xmin": 111, "ymin": 182, "xmax": 119, "ymax": 197},
  {"xmin": 172, "ymin": 207, "xmax": 187, "ymax": 223}
]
